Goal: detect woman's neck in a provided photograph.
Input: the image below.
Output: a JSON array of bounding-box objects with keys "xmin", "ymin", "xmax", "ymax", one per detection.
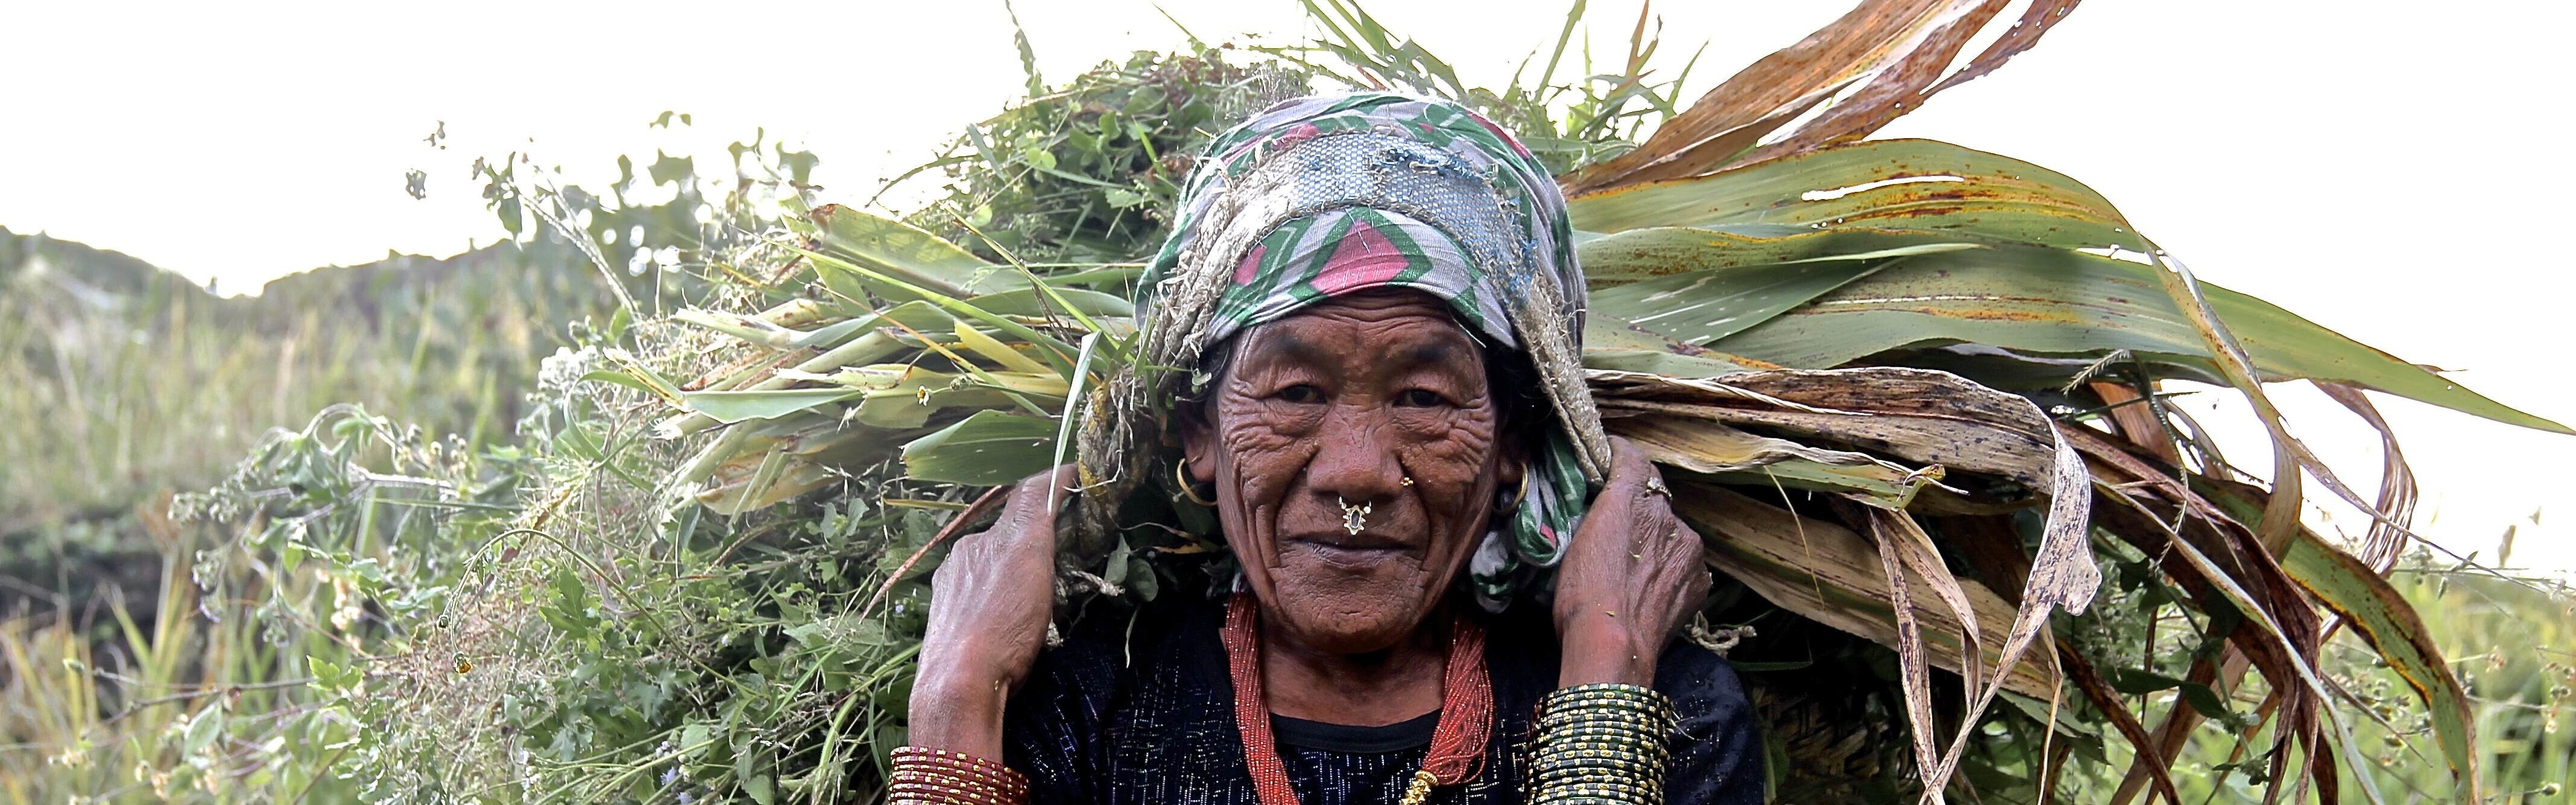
[{"xmin": 1257, "ymin": 614, "xmax": 1448, "ymax": 726}]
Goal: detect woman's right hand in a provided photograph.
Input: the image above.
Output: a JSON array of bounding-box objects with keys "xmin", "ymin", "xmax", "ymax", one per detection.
[
  {"xmin": 908, "ymin": 465, "xmax": 1077, "ymax": 759},
  {"xmin": 1550, "ymin": 437, "xmax": 1709, "ymax": 689}
]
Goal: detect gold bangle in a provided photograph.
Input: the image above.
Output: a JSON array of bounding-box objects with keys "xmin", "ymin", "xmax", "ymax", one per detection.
[
  {"xmin": 1533, "ymin": 753, "xmax": 1668, "ymax": 776},
  {"xmin": 1535, "ymin": 751, "xmax": 1665, "ymax": 771},
  {"xmin": 1536, "ymin": 744, "xmax": 1665, "ymax": 759},
  {"xmin": 1533, "ymin": 780, "xmax": 1662, "ymax": 801},
  {"xmin": 1536, "ymin": 778, "xmax": 1660, "ymax": 794},
  {"xmin": 889, "ymin": 747, "xmax": 1030, "ymax": 805},
  {"xmin": 1539, "ymin": 725, "xmax": 1672, "ymax": 745},
  {"xmin": 1539, "ymin": 697, "xmax": 1675, "ymax": 721},
  {"xmin": 1538, "ymin": 712, "xmax": 1670, "ymax": 728},
  {"xmin": 1542, "ymin": 683, "xmax": 1673, "ymax": 707}
]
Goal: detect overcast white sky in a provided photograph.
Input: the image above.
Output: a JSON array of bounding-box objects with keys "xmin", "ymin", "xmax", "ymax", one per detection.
[{"xmin": 5, "ymin": 1, "xmax": 2569, "ymax": 572}]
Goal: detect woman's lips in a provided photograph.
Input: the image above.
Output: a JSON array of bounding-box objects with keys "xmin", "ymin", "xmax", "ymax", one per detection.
[{"xmin": 1284, "ymin": 531, "xmax": 1418, "ymax": 569}]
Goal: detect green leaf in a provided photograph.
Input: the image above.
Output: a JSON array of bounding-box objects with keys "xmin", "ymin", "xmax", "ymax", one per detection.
[
  {"xmin": 808, "ymin": 204, "xmax": 1009, "ymax": 299},
  {"xmin": 681, "ymin": 388, "xmax": 861, "ymax": 425},
  {"xmin": 1703, "ymin": 244, "xmax": 2569, "ymax": 434},
  {"xmin": 601, "ymin": 353, "xmax": 684, "ymax": 404},
  {"xmin": 183, "ymin": 706, "xmax": 224, "ymax": 755},
  {"xmin": 2278, "ymin": 521, "xmax": 2481, "ymax": 795},
  {"xmin": 2103, "ymin": 666, "xmax": 2231, "ymax": 719},
  {"xmin": 964, "ymin": 286, "xmax": 1136, "ymax": 318},
  {"xmin": 2102, "ymin": 666, "xmax": 2185, "ymax": 695},
  {"xmin": 2175, "ymin": 683, "xmax": 2232, "ymax": 723},
  {"xmin": 1126, "ymin": 555, "xmax": 1159, "ymax": 600},
  {"xmin": 1588, "ymin": 246, "xmax": 1974, "ymax": 347},
  {"xmin": 543, "ymin": 567, "xmax": 596, "ymax": 639},
  {"xmin": 1576, "ymin": 225, "xmax": 1981, "ymax": 288},
  {"xmin": 1568, "ymin": 139, "xmax": 2145, "ymax": 253},
  {"xmin": 308, "ymin": 656, "xmax": 361, "ymax": 692},
  {"xmin": 798, "ymin": 247, "xmax": 1081, "ymax": 377},
  {"xmin": 899, "ymin": 410, "xmax": 1058, "ymax": 485},
  {"xmin": 580, "ymin": 369, "xmax": 664, "ymax": 396},
  {"xmin": 1578, "ymin": 348, "xmax": 1760, "ymax": 379}
]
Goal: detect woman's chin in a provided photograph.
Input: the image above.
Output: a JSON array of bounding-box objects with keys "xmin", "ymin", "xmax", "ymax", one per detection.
[{"xmin": 1266, "ymin": 575, "xmax": 1438, "ymax": 654}]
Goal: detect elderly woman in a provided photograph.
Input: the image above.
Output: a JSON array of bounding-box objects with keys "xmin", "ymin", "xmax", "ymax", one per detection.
[{"xmin": 896, "ymin": 93, "xmax": 1761, "ymax": 805}]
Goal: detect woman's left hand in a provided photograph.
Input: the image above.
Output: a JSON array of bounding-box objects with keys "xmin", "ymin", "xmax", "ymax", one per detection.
[{"xmin": 1550, "ymin": 436, "xmax": 1710, "ymax": 687}]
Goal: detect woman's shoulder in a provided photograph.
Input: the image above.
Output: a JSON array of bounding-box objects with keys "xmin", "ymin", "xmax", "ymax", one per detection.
[
  {"xmin": 1654, "ymin": 642, "xmax": 1764, "ymax": 805},
  {"xmin": 1014, "ymin": 596, "xmax": 1230, "ymax": 711},
  {"xmin": 1655, "ymin": 640, "xmax": 1752, "ymax": 713}
]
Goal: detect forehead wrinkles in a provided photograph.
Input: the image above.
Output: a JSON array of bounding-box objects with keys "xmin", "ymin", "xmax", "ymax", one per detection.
[{"xmin": 1225, "ymin": 307, "xmax": 1488, "ymax": 389}]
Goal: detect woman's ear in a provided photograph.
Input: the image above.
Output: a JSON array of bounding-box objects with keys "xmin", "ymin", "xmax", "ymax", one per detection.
[
  {"xmin": 1178, "ymin": 398, "xmax": 1218, "ymax": 484},
  {"xmin": 1492, "ymin": 428, "xmax": 1527, "ymax": 495}
]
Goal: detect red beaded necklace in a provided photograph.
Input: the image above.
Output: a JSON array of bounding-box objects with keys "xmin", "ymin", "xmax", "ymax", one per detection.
[{"xmin": 1220, "ymin": 591, "xmax": 1494, "ymax": 805}]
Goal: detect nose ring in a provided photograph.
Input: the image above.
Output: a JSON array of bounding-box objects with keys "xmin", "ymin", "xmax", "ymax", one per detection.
[{"xmin": 1337, "ymin": 496, "xmax": 1374, "ymax": 535}]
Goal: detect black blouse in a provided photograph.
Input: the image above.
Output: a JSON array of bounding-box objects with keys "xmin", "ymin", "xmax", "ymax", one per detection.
[{"xmin": 1000, "ymin": 598, "xmax": 1765, "ymax": 804}]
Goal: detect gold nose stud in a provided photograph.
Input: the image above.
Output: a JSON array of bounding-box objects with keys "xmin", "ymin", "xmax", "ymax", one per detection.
[
  {"xmin": 1337, "ymin": 496, "xmax": 1374, "ymax": 535},
  {"xmin": 1399, "ymin": 476, "xmax": 1413, "ymax": 487}
]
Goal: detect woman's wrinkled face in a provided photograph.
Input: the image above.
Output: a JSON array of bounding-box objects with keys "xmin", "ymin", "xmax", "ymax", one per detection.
[{"xmin": 1181, "ymin": 289, "xmax": 1520, "ymax": 655}]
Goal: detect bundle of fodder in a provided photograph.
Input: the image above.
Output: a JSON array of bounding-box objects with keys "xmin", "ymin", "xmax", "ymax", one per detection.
[
  {"xmin": 611, "ymin": 5, "xmax": 2571, "ymax": 801},
  {"xmin": 185, "ymin": 3, "xmax": 2569, "ymax": 803}
]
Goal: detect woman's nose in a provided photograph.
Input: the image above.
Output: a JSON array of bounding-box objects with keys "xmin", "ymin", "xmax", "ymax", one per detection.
[{"xmin": 1302, "ymin": 406, "xmax": 1403, "ymax": 504}]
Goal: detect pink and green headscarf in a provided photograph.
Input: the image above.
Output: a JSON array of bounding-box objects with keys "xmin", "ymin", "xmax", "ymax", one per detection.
[{"xmin": 1078, "ymin": 92, "xmax": 1612, "ymax": 609}]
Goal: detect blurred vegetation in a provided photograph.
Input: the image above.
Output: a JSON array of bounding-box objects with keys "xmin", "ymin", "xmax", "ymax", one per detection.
[
  {"xmin": 1, "ymin": 4, "xmax": 2571, "ymax": 805},
  {"xmin": 0, "ymin": 229, "xmax": 584, "ymax": 606}
]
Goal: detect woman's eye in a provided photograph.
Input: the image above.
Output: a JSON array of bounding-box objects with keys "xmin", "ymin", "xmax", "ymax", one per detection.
[
  {"xmin": 1395, "ymin": 389, "xmax": 1446, "ymax": 408},
  {"xmin": 1277, "ymin": 384, "xmax": 1323, "ymax": 404}
]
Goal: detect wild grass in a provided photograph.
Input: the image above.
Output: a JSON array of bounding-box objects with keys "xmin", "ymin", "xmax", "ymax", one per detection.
[
  {"xmin": 2324, "ymin": 563, "xmax": 2572, "ymax": 803},
  {"xmin": 0, "ymin": 510, "xmax": 363, "ymax": 804},
  {"xmin": 2022, "ymin": 554, "xmax": 2576, "ymax": 804},
  {"xmin": 0, "ymin": 231, "xmax": 602, "ymax": 803}
]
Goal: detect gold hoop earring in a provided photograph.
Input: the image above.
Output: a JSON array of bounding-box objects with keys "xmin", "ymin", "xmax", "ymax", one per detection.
[
  {"xmin": 1175, "ymin": 460, "xmax": 1217, "ymax": 507},
  {"xmin": 1500, "ymin": 462, "xmax": 1530, "ymax": 512}
]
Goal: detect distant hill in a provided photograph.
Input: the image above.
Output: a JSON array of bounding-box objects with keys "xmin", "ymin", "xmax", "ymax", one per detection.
[
  {"xmin": 1, "ymin": 224, "xmax": 623, "ymax": 346},
  {"xmin": 0, "ymin": 225, "xmax": 623, "ymax": 610}
]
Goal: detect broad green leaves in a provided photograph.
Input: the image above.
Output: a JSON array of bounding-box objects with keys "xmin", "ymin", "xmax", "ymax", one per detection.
[
  {"xmin": 1586, "ymin": 243, "xmax": 1979, "ymax": 347},
  {"xmin": 1568, "ymin": 139, "xmax": 2567, "ymax": 435},
  {"xmin": 1570, "ymin": 139, "xmax": 2144, "ymax": 252},
  {"xmin": 681, "ymin": 388, "xmax": 862, "ymax": 425},
  {"xmin": 900, "ymin": 410, "xmax": 1058, "ymax": 485},
  {"xmin": 1696, "ymin": 244, "xmax": 2570, "ymax": 434},
  {"xmin": 807, "ymin": 203, "xmax": 1015, "ymax": 299}
]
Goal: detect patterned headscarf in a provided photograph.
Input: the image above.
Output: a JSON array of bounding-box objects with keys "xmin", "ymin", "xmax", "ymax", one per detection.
[{"xmin": 1076, "ymin": 92, "xmax": 1610, "ymax": 609}]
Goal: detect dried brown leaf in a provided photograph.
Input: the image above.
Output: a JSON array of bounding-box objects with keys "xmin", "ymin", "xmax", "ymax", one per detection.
[
  {"xmin": 1559, "ymin": 0, "xmax": 2088, "ymax": 194},
  {"xmin": 2314, "ymin": 380, "xmax": 2417, "ymax": 572},
  {"xmin": 1675, "ymin": 484, "xmax": 2060, "ymax": 698},
  {"xmin": 1729, "ymin": 0, "xmax": 2009, "ymax": 167},
  {"xmin": 1559, "ymin": 0, "xmax": 1984, "ymax": 194},
  {"xmin": 1591, "ymin": 367, "xmax": 2057, "ymax": 487}
]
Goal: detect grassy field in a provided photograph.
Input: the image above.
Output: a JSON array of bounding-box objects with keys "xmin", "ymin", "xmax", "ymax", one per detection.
[{"xmin": 0, "ymin": 226, "xmax": 616, "ymax": 803}]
